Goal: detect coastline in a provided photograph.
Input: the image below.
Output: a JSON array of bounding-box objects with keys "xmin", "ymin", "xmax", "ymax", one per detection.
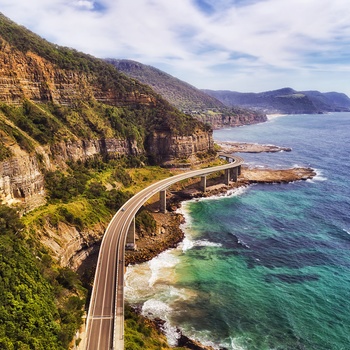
[
  {"xmin": 124, "ymin": 163, "xmax": 316, "ymax": 349},
  {"xmin": 126, "ymin": 165, "xmax": 316, "ymax": 266},
  {"xmin": 266, "ymin": 113, "xmax": 287, "ymax": 120},
  {"xmin": 216, "ymin": 141, "xmax": 291, "ymax": 153}
]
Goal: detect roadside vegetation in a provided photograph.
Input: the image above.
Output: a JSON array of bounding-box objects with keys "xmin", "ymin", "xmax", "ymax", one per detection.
[
  {"xmin": 0, "ymin": 13, "xmax": 217, "ymax": 349},
  {"xmin": 125, "ymin": 304, "xmax": 188, "ymax": 350},
  {"xmin": 0, "ymin": 204, "xmax": 85, "ymax": 350},
  {"xmin": 0, "ymin": 150, "xmax": 224, "ymax": 349},
  {"xmin": 1, "ymin": 154, "xmax": 183, "ymax": 349}
]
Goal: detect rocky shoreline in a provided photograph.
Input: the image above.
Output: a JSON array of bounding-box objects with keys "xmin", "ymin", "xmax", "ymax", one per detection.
[
  {"xmin": 124, "ymin": 164, "xmax": 316, "ymax": 349},
  {"xmin": 217, "ymin": 141, "xmax": 292, "ymax": 153},
  {"xmin": 126, "ymin": 165, "xmax": 316, "ymax": 266}
]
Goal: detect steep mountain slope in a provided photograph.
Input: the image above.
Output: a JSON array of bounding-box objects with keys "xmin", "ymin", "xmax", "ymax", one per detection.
[
  {"xmin": 302, "ymin": 90, "xmax": 350, "ymax": 112},
  {"xmin": 107, "ymin": 59, "xmax": 225, "ymax": 110},
  {"xmin": 107, "ymin": 59, "xmax": 267, "ymax": 128},
  {"xmin": 0, "ymin": 13, "xmax": 215, "ymax": 208},
  {"xmin": 323, "ymin": 92, "xmax": 350, "ymax": 109},
  {"xmin": 203, "ymin": 87, "xmax": 350, "ymax": 114}
]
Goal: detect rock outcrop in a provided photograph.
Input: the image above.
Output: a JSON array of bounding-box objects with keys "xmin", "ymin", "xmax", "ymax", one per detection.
[
  {"xmin": 40, "ymin": 221, "xmax": 105, "ymax": 269},
  {"xmin": 147, "ymin": 128, "xmax": 214, "ymax": 164},
  {"xmin": 0, "ymin": 151, "xmax": 45, "ymax": 209},
  {"xmin": 49, "ymin": 138, "xmax": 140, "ymax": 164},
  {"xmin": 0, "ymin": 40, "xmax": 156, "ymax": 107}
]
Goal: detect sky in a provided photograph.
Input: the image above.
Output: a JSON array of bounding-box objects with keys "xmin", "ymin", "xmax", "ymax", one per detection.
[{"xmin": 1, "ymin": 0, "xmax": 350, "ymax": 96}]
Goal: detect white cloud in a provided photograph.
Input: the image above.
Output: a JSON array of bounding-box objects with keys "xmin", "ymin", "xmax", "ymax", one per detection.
[
  {"xmin": 76, "ymin": 1, "xmax": 95, "ymax": 10},
  {"xmin": 1, "ymin": 0, "xmax": 350, "ymax": 94}
]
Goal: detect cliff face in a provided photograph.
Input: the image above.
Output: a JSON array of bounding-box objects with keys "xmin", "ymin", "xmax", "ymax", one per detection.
[
  {"xmin": 0, "ymin": 134, "xmax": 142, "ymax": 210},
  {"xmin": 0, "ymin": 14, "xmax": 216, "ymax": 276},
  {"xmin": 0, "ymin": 20, "xmax": 214, "ymax": 209},
  {"xmin": 0, "ymin": 147, "xmax": 46, "ymax": 209},
  {"xmin": 49, "ymin": 138, "xmax": 140, "ymax": 164},
  {"xmin": 147, "ymin": 127, "xmax": 214, "ymax": 164},
  {"xmin": 0, "ymin": 40, "xmax": 156, "ymax": 107},
  {"xmin": 40, "ymin": 220, "xmax": 105, "ymax": 269},
  {"xmin": 200, "ymin": 109, "xmax": 267, "ymax": 129}
]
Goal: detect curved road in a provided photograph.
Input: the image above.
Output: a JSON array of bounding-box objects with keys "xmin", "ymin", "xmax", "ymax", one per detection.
[{"xmin": 85, "ymin": 156, "xmax": 244, "ymax": 350}]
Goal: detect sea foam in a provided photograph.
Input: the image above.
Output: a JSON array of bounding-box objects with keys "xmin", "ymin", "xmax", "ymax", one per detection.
[
  {"xmin": 307, "ymin": 168, "xmax": 327, "ymax": 183},
  {"xmin": 181, "ymin": 237, "xmax": 222, "ymax": 252}
]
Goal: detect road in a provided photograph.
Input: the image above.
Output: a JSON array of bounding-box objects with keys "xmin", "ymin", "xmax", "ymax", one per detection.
[{"xmin": 84, "ymin": 156, "xmax": 244, "ymax": 350}]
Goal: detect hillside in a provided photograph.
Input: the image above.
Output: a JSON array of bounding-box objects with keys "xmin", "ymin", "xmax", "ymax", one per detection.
[
  {"xmin": 107, "ymin": 59, "xmax": 267, "ymax": 128},
  {"xmin": 0, "ymin": 13, "xmax": 216, "ymax": 349},
  {"xmin": 0, "ymin": 13, "xmax": 218, "ymax": 206},
  {"xmin": 203, "ymin": 87, "xmax": 350, "ymax": 114}
]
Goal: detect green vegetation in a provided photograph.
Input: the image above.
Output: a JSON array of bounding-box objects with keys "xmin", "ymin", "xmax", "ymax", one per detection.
[
  {"xmin": 0, "ymin": 13, "xmax": 216, "ymax": 349},
  {"xmin": 124, "ymin": 305, "xmax": 186, "ymax": 350},
  {"xmin": 0, "ymin": 14, "xmax": 205, "ymax": 144},
  {"xmin": 0, "ymin": 115, "xmax": 35, "ymax": 154},
  {"xmin": 0, "ymin": 157, "xmax": 174, "ymax": 349},
  {"xmin": 0, "ymin": 205, "xmax": 86, "ymax": 350},
  {"xmin": 135, "ymin": 208, "xmax": 157, "ymax": 233},
  {"xmin": 107, "ymin": 59, "xmax": 267, "ymax": 128},
  {"xmin": 0, "ymin": 141, "xmax": 12, "ymax": 161}
]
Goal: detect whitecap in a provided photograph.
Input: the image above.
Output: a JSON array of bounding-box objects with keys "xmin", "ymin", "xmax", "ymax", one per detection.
[
  {"xmin": 148, "ymin": 250, "xmax": 179, "ymax": 287},
  {"xmin": 194, "ymin": 239, "xmax": 222, "ymax": 248},
  {"xmin": 141, "ymin": 299, "xmax": 181, "ymax": 346},
  {"xmin": 181, "ymin": 236, "xmax": 194, "ymax": 252},
  {"xmin": 237, "ymin": 238, "xmax": 250, "ymax": 249},
  {"xmin": 181, "ymin": 238, "xmax": 222, "ymax": 252},
  {"xmin": 229, "ymin": 336, "xmax": 247, "ymax": 350},
  {"xmin": 161, "ymin": 320, "xmax": 181, "ymax": 346},
  {"xmin": 343, "ymin": 228, "xmax": 350, "ymax": 235},
  {"xmin": 142, "ymin": 298, "xmax": 172, "ymax": 317},
  {"xmin": 307, "ymin": 168, "xmax": 327, "ymax": 183},
  {"xmin": 176, "ymin": 202, "xmax": 193, "ymax": 226},
  {"xmin": 125, "ymin": 264, "xmax": 153, "ymax": 301},
  {"xmin": 192, "ymin": 185, "xmax": 250, "ymax": 203}
]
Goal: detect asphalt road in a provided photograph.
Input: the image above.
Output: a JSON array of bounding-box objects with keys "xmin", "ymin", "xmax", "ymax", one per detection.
[{"xmin": 85, "ymin": 156, "xmax": 244, "ymax": 350}]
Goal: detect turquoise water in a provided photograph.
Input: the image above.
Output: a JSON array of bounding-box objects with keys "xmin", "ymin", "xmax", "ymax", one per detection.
[{"xmin": 125, "ymin": 113, "xmax": 350, "ymax": 350}]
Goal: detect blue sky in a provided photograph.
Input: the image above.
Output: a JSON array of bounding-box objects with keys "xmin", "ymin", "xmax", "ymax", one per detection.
[{"xmin": 1, "ymin": 0, "xmax": 350, "ymax": 95}]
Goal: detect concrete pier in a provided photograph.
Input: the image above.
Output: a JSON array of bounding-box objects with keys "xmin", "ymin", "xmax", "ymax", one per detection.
[
  {"xmin": 160, "ymin": 189, "xmax": 167, "ymax": 213},
  {"xmin": 232, "ymin": 166, "xmax": 238, "ymax": 182},
  {"xmin": 200, "ymin": 175, "xmax": 207, "ymax": 192},
  {"xmin": 224, "ymin": 168, "xmax": 231, "ymax": 185},
  {"xmin": 125, "ymin": 217, "xmax": 136, "ymax": 250}
]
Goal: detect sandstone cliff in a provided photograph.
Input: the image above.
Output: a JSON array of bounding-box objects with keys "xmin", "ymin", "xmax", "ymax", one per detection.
[
  {"xmin": 0, "ymin": 14, "xmax": 214, "ymax": 209},
  {"xmin": 147, "ymin": 127, "xmax": 214, "ymax": 164}
]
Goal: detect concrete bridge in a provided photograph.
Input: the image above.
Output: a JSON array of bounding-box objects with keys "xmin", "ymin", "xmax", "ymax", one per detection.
[{"xmin": 84, "ymin": 155, "xmax": 243, "ymax": 350}]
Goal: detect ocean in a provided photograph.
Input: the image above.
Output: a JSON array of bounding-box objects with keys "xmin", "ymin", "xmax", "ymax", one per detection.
[{"xmin": 125, "ymin": 112, "xmax": 350, "ymax": 350}]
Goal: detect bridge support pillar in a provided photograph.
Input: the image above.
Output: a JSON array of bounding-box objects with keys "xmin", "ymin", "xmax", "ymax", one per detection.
[
  {"xmin": 126, "ymin": 217, "xmax": 136, "ymax": 250},
  {"xmin": 232, "ymin": 166, "xmax": 238, "ymax": 182},
  {"xmin": 160, "ymin": 190, "xmax": 167, "ymax": 213},
  {"xmin": 200, "ymin": 175, "xmax": 207, "ymax": 192},
  {"xmin": 224, "ymin": 168, "xmax": 230, "ymax": 185}
]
